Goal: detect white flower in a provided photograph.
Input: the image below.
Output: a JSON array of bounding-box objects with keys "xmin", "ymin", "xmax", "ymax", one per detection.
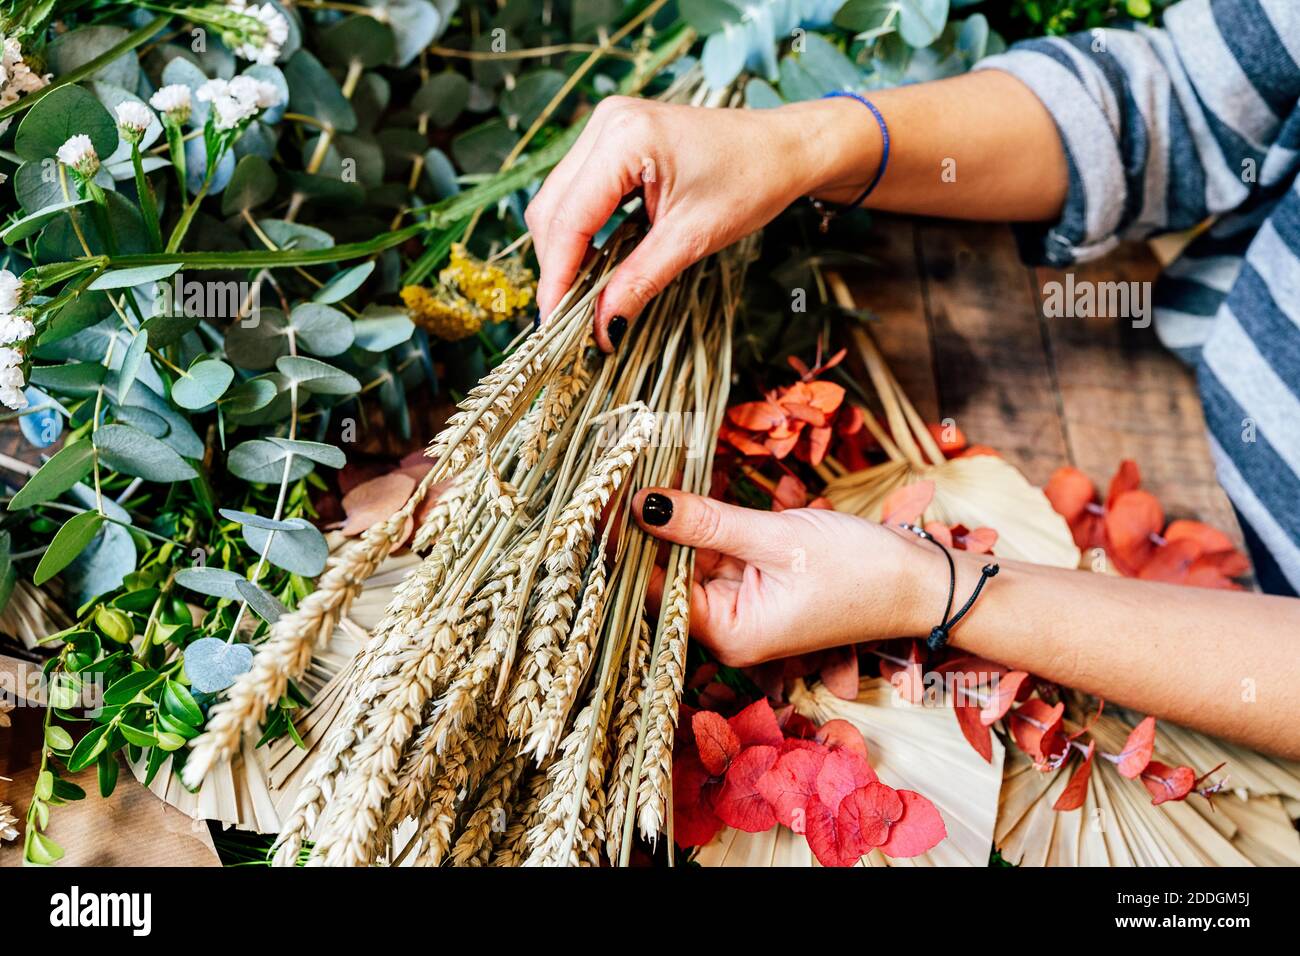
[
  {"xmin": 149, "ymin": 83, "xmax": 192, "ymax": 123},
  {"xmin": 211, "ymin": 93, "xmax": 258, "ymax": 131},
  {"xmin": 228, "ymin": 74, "xmax": 280, "ymax": 110},
  {"xmin": 56, "ymin": 133, "xmax": 99, "ymax": 178},
  {"xmin": 0, "ymin": 269, "xmax": 23, "ymax": 313},
  {"xmin": 0, "ymin": 346, "xmax": 26, "ymax": 411},
  {"xmin": 115, "ymin": 100, "xmax": 154, "ymax": 140},
  {"xmin": 0, "ymin": 314, "xmax": 34, "ymax": 346},
  {"xmin": 228, "ymin": 3, "xmax": 290, "ymax": 65},
  {"xmin": 195, "ymin": 78, "xmax": 229, "ymax": 103}
]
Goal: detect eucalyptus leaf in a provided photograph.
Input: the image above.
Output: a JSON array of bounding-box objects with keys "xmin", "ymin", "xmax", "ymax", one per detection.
[
  {"xmin": 116, "ymin": 328, "xmax": 149, "ymax": 402},
  {"xmin": 266, "ymin": 437, "xmax": 346, "ymax": 468},
  {"xmin": 224, "ymin": 307, "xmax": 290, "ymax": 370},
  {"xmin": 353, "ymin": 307, "xmax": 415, "ymax": 352},
  {"xmin": 14, "ymin": 84, "xmax": 119, "ymax": 162},
  {"xmin": 242, "ymin": 517, "xmax": 329, "ymax": 576},
  {"xmin": 175, "ymin": 566, "xmax": 246, "ymax": 600},
  {"xmin": 234, "ymin": 577, "xmax": 289, "ymax": 624},
  {"xmin": 313, "ymin": 261, "xmax": 374, "ymax": 304},
  {"xmin": 276, "ymin": 355, "xmax": 361, "ymax": 395},
  {"xmin": 284, "ymin": 49, "xmax": 357, "ymax": 132},
  {"xmin": 413, "ymin": 72, "xmax": 469, "ymax": 127},
  {"xmin": 218, "ymin": 508, "xmax": 299, "ymax": 532},
  {"xmin": 319, "ymin": 15, "xmax": 396, "ymax": 69},
  {"xmin": 172, "ymin": 358, "xmax": 235, "ymax": 409},
  {"xmin": 222, "ymin": 154, "xmax": 278, "ymax": 216},
  {"xmin": 227, "ymin": 438, "xmax": 315, "ymax": 483},
  {"xmin": 1, "ymin": 199, "xmax": 91, "ymax": 244},
  {"xmin": 290, "ymin": 302, "xmax": 354, "ymax": 356},
  {"xmin": 94, "ymin": 423, "xmax": 198, "ymax": 482},
  {"xmin": 221, "ymin": 377, "xmax": 278, "ymax": 415}
]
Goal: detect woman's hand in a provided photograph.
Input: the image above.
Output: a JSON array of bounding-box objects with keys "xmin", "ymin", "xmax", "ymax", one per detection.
[
  {"xmin": 631, "ymin": 487, "xmax": 924, "ymax": 667},
  {"xmin": 525, "ymin": 96, "xmax": 879, "ymax": 350}
]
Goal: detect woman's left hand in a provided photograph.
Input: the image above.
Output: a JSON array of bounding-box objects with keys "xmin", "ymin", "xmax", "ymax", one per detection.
[{"xmin": 632, "ymin": 487, "xmax": 925, "ymax": 667}]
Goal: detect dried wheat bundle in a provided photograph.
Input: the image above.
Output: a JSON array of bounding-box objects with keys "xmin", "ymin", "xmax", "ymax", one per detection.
[{"xmin": 250, "ymin": 231, "xmax": 752, "ymax": 867}]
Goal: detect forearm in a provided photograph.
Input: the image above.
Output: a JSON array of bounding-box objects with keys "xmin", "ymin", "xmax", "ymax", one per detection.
[
  {"xmin": 904, "ymin": 544, "xmax": 1300, "ymax": 759},
  {"xmin": 788, "ymin": 70, "xmax": 1069, "ymax": 222}
]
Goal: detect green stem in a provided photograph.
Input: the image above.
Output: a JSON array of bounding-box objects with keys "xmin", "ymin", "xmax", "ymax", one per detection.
[
  {"xmin": 164, "ymin": 171, "xmax": 213, "ymax": 253},
  {"xmin": 132, "ymin": 144, "xmax": 164, "ymax": 253}
]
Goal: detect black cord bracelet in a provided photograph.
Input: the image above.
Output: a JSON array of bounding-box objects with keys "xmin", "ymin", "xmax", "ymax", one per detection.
[{"xmin": 901, "ymin": 524, "xmax": 1000, "ymax": 652}]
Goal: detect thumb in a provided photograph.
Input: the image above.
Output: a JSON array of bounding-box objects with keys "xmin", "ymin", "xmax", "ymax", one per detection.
[
  {"xmin": 631, "ymin": 488, "xmax": 794, "ymax": 568},
  {"xmin": 594, "ymin": 222, "xmax": 709, "ymax": 352}
]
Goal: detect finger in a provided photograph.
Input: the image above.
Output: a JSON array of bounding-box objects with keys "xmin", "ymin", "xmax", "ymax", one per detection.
[
  {"xmin": 631, "ymin": 488, "xmax": 796, "ymax": 569},
  {"xmin": 525, "ymin": 123, "xmax": 603, "ymax": 319},
  {"xmin": 534, "ymin": 144, "xmax": 640, "ymax": 328},
  {"xmin": 593, "ymin": 220, "xmax": 711, "ymax": 351}
]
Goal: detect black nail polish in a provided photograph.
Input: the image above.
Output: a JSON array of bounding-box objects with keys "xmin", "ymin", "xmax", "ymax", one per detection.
[
  {"xmin": 641, "ymin": 492, "xmax": 672, "ymax": 526},
  {"xmin": 607, "ymin": 315, "xmax": 628, "ymax": 348}
]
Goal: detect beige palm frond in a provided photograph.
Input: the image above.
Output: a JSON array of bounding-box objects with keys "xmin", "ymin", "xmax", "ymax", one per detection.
[
  {"xmin": 996, "ymin": 707, "xmax": 1300, "ymax": 867},
  {"xmin": 695, "ymin": 677, "xmax": 1005, "ymax": 867}
]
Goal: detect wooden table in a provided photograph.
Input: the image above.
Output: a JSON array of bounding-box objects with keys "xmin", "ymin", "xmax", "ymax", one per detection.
[{"xmin": 846, "ymin": 214, "xmax": 1245, "ymax": 552}]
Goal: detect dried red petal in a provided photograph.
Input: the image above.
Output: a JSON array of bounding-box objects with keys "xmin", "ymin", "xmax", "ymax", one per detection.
[
  {"xmin": 877, "ymin": 790, "xmax": 947, "ymax": 858},
  {"xmin": 1141, "ymin": 761, "xmax": 1196, "ymax": 805},
  {"xmin": 1008, "ymin": 698, "xmax": 1067, "ymax": 762},
  {"xmin": 819, "ymin": 645, "xmax": 859, "ymax": 700},
  {"xmin": 954, "ymin": 702, "xmax": 994, "ymax": 763},
  {"xmin": 692, "ymin": 710, "xmax": 740, "ymax": 777},
  {"xmin": 814, "ymin": 719, "xmax": 870, "ymax": 762},
  {"xmin": 838, "ymin": 781, "xmax": 904, "ymax": 849},
  {"xmin": 672, "ymin": 750, "xmax": 724, "ymax": 847},
  {"xmin": 880, "ymin": 481, "xmax": 935, "ymax": 526},
  {"xmin": 727, "ymin": 400, "xmax": 786, "ymax": 432},
  {"xmin": 981, "ymin": 670, "xmax": 1030, "ymax": 726},
  {"xmin": 927, "ymin": 421, "xmax": 968, "ymax": 455},
  {"xmin": 1105, "ymin": 490, "xmax": 1164, "ymax": 574},
  {"xmin": 727, "ymin": 698, "xmax": 784, "ymax": 748},
  {"xmin": 714, "ymin": 745, "xmax": 779, "ymax": 832},
  {"xmin": 1105, "ymin": 459, "xmax": 1142, "ymax": 509},
  {"xmin": 1116, "ymin": 715, "xmax": 1157, "ymax": 779},
  {"xmin": 756, "ymin": 746, "xmax": 826, "ymax": 830},
  {"xmin": 1053, "ymin": 741, "xmax": 1096, "ymax": 811},
  {"xmin": 815, "ymin": 747, "xmax": 878, "ymax": 812}
]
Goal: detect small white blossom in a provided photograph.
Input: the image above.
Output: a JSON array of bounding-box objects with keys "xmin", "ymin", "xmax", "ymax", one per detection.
[
  {"xmin": 150, "ymin": 83, "xmax": 193, "ymax": 123},
  {"xmin": 211, "ymin": 93, "xmax": 258, "ymax": 130},
  {"xmin": 227, "ymin": 2, "xmax": 290, "ymax": 65},
  {"xmin": 56, "ymin": 133, "xmax": 99, "ymax": 178},
  {"xmin": 0, "ymin": 314, "xmax": 34, "ymax": 346},
  {"xmin": 228, "ymin": 74, "xmax": 280, "ymax": 110},
  {"xmin": 0, "ymin": 346, "xmax": 26, "ymax": 411},
  {"xmin": 0, "ymin": 269, "xmax": 23, "ymax": 313},
  {"xmin": 195, "ymin": 78, "xmax": 229, "ymax": 103},
  {"xmin": 115, "ymin": 100, "xmax": 154, "ymax": 140}
]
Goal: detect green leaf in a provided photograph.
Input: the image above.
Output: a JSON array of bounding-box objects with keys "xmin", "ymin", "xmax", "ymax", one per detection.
[
  {"xmin": 679, "ymin": 0, "xmax": 743, "ymax": 34},
  {"xmin": 256, "ymin": 219, "xmax": 335, "ymax": 251},
  {"xmin": 103, "ymin": 669, "xmax": 157, "ymax": 705},
  {"xmin": 51, "ymin": 778, "xmax": 86, "ymax": 801},
  {"xmin": 48, "ymin": 25, "xmax": 140, "ymax": 89},
  {"xmin": 94, "ymin": 605, "xmax": 135, "ymax": 644},
  {"xmin": 140, "ymin": 312, "xmax": 198, "ymax": 349},
  {"xmin": 175, "ymin": 566, "xmax": 246, "ymax": 600},
  {"xmin": 242, "ymin": 518, "xmax": 329, "ymax": 576},
  {"xmin": 155, "ymin": 731, "xmax": 186, "ymax": 752},
  {"xmin": 0, "ymin": 199, "xmax": 91, "ymax": 243},
  {"xmin": 117, "ymin": 327, "xmax": 149, "ymax": 402},
  {"xmin": 34, "ymin": 510, "xmax": 104, "ymax": 585},
  {"xmin": 8, "ymin": 440, "xmax": 94, "ymax": 510},
  {"xmin": 46, "ymin": 726, "xmax": 75, "ymax": 752},
  {"xmin": 94, "ymin": 423, "xmax": 198, "ymax": 482},
  {"xmin": 27, "ymin": 361, "xmax": 106, "ymax": 395},
  {"xmin": 119, "ymin": 722, "xmax": 157, "ymax": 747},
  {"xmin": 66, "ymin": 723, "xmax": 110, "ymax": 773},
  {"xmin": 218, "ymin": 507, "xmax": 298, "ymax": 531},
  {"xmin": 88, "ymin": 263, "xmax": 183, "ymax": 290},
  {"xmin": 224, "ymin": 307, "xmax": 290, "ymax": 370},
  {"xmin": 290, "ymin": 303, "xmax": 354, "ymax": 356},
  {"xmin": 0, "ymin": 532, "xmax": 15, "ymax": 615},
  {"xmin": 227, "ymin": 439, "xmax": 315, "ymax": 483},
  {"xmin": 14, "ymin": 83, "xmax": 118, "ymax": 161},
  {"xmin": 162, "ymin": 679, "xmax": 203, "ymax": 726},
  {"xmin": 27, "ymin": 831, "xmax": 65, "ymax": 865},
  {"xmin": 451, "ymin": 118, "xmax": 520, "ymax": 176},
  {"xmin": 36, "ymin": 770, "xmax": 54, "ymax": 800},
  {"xmin": 312, "ymin": 261, "xmax": 374, "ymax": 304},
  {"xmin": 284, "ymin": 49, "xmax": 357, "ymax": 132},
  {"xmin": 319, "ymin": 15, "xmax": 396, "ymax": 69},
  {"xmin": 97, "ymin": 753, "xmax": 119, "ymax": 797},
  {"xmin": 222, "ymin": 154, "xmax": 278, "ymax": 216},
  {"xmin": 266, "ymin": 437, "xmax": 346, "ymax": 468},
  {"xmin": 353, "ymin": 307, "xmax": 415, "ymax": 352},
  {"xmin": 275, "ymin": 355, "xmax": 361, "ymax": 395},
  {"xmin": 413, "ymin": 72, "xmax": 469, "ymax": 128},
  {"xmin": 234, "ymin": 577, "xmax": 289, "ymax": 623},
  {"xmin": 172, "ymin": 358, "xmax": 235, "ymax": 409},
  {"xmin": 221, "ymin": 377, "xmax": 278, "ymax": 415}
]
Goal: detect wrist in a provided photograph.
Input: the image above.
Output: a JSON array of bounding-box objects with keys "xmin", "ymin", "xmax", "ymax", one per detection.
[{"xmin": 780, "ymin": 97, "xmax": 886, "ymax": 206}]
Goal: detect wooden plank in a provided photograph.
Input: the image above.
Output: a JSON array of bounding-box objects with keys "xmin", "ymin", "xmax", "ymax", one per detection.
[
  {"xmin": 913, "ymin": 220, "xmax": 1070, "ymax": 486},
  {"xmin": 1033, "ymin": 244, "xmax": 1245, "ymax": 550},
  {"xmin": 845, "ymin": 214, "xmax": 940, "ymax": 421}
]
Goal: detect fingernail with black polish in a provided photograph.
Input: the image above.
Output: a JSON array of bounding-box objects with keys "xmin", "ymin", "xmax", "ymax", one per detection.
[
  {"xmin": 641, "ymin": 492, "xmax": 673, "ymax": 526},
  {"xmin": 607, "ymin": 315, "xmax": 628, "ymax": 348}
]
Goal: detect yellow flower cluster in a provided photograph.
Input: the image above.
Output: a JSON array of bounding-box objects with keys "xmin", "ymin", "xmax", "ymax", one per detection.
[
  {"xmin": 401, "ymin": 244, "xmax": 537, "ymax": 342},
  {"xmin": 440, "ymin": 243, "xmax": 535, "ymax": 318}
]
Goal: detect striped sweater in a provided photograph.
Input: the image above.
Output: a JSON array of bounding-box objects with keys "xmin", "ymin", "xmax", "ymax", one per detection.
[{"xmin": 974, "ymin": 0, "xmax": 1300, "ymax": 595}]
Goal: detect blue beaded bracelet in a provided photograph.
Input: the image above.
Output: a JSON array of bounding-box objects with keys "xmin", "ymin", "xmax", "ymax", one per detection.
[{"xmin": 810, "ymin": 90, "xmax": 891, "ymax": 232}]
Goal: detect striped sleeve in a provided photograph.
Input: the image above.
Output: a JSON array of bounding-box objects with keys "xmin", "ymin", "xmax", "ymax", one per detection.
[{"xmin": 973, "ymin": 0, "xmax": 1300, "ymax": 267}]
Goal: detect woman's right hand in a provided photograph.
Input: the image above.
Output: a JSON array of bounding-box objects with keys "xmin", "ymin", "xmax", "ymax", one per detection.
[{"xmin": 525, "ymin": 96, "xmax": 881, "ymax": 350}]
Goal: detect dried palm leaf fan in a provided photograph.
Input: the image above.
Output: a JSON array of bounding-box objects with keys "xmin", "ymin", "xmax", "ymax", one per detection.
[
  {"xmin": 129, "ymin": 546, "xmax": 423, "ymax": 832},
  {"xmin": 997, "ymin": 701, "xmax": 1300, "ymax": 866},
  {"xmin": 820, "ymin": 274, "xmax": 1079, "ymax": 569},
  {"xmin": 695, "ymin": 678, "xmax": 1006, "ymax": 867}
]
